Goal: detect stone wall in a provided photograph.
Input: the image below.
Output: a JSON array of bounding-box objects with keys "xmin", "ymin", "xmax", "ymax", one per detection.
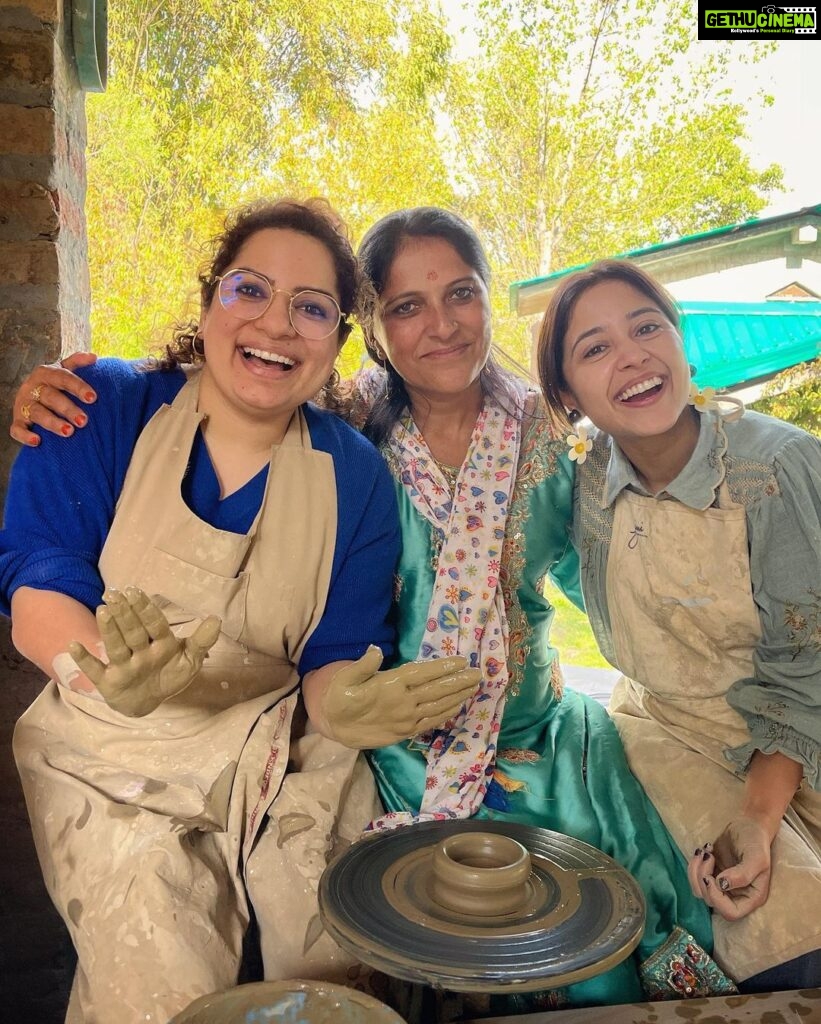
[{"xmin": 0, "ymin": 1, "xmax": 89, "ymax": 1017}]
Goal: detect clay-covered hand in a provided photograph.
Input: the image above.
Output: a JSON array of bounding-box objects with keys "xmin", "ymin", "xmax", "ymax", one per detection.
[
  {"xmin": 67, "ymin": 586, "xmax": 221, "ymax": 717},
  {"xmin": 11, "ymin": 351, "xmax": 97, "ymax": 446},
  {"xmin": 319, "ymin": 645, "xmax": 481, "ymax": 749},
  {"xmin": 687, "ymin": 817, "xmax": 772, "ymax": 921}
]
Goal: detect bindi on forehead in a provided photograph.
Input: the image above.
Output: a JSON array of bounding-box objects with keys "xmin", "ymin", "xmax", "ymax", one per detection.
[{"xmin": 426, "ymin": 270, "xmax": 438, "ymax": 281}]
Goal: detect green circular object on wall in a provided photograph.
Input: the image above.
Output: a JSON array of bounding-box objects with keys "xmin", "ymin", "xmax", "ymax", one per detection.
[{"xmin": 71, "ymin": 0, "xmax": 108, "ymax": 92}]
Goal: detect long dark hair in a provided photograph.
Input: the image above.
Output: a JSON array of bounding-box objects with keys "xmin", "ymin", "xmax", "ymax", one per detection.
[
  {"xmin": 357, "ymin": 206, "xmax": 521, "ymax": 446},
  {"xmin": 160, "ymin": 197, "xmax": 362, "ymax": 369},
  {"xmin": 536, "ymin": 259, "xmax": 681, "ymax": 434}
]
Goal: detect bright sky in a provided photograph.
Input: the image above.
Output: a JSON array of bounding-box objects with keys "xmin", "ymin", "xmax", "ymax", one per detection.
[
  {"xmin": 671, "ymin": 40, "xmax": 821, "ymax": 301},
  {"xmin": 447, "ymin": 6, "xmax": 819, "ymax": 216},
  {"xmin": 722, "ymin": 40, "xmax": 820, "ymax": 215}
]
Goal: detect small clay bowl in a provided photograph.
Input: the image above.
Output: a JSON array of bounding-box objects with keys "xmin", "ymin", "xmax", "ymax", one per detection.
[
  {"xmin": 430, "ymin": 830, "xmax": 531, "ymax": 917},
  {"xmin": 169, "ymin": 979, "xmax": 404, "ymax": 1023}
]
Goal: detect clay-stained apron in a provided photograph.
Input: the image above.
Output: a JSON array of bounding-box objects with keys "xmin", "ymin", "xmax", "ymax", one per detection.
[
  {"xmin": 606, "ymin": 479, "xmax": 821, "ymax": 981},
  {"xmin": 15, "ymin": 376, "xmax": 379, "ymax": 1023}
]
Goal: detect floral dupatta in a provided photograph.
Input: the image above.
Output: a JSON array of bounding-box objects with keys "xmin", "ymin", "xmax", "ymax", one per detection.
[{"xmin": 371, "ymin": 378, "xmax": 528, "ymax": 826}]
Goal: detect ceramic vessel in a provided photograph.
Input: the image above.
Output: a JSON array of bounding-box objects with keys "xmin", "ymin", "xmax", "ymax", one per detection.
[{"xmin": 169, "ymin": 979, "xmax": 405, "ymax": 1023}]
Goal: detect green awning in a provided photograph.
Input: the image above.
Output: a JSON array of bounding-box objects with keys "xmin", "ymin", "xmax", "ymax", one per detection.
[
  {"xmin": 680, "ymin": 301, "xmax": 821, "ymax": 390},
  {"xmin": 509, "ymin": 203, "xmax": 821, "ymax": 316}
]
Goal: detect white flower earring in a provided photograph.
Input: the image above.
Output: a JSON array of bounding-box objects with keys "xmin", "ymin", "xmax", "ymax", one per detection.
[
  {"xmin": 688, "ymin": 382, "xmax": 719, "ymax": 412},
  {"xmin": 688, "ymin": 379, "xmax": 744, "ymax": 420},
  {"xmin": 565, "ymin": 414, "xmax": 592, "ymax": 465}
]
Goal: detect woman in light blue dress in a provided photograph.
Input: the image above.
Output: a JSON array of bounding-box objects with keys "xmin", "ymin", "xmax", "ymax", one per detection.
[{"xmin": 535, "ymin": 257, "xmax": 821, "ymax": 992}]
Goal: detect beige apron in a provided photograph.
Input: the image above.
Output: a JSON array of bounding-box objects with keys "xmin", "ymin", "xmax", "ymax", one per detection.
[
  {"xmin": 14, "ymin": 377, "xmax": 379, "ymax": 1023},
  {"xmin": 606, "ymin": 479, "xmax": 821, "ymax": 981}
]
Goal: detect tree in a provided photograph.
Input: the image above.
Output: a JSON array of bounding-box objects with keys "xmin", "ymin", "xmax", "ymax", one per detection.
[
  {"xmin": 85, "ymin": 0, "xmax": 784, "ymax": 380},
  {"xmin": 444, "ymin": 0, "xmax": 783, "ymax": 363},
  {"xmin": 752, "ymin": 359, "xmax": 821, "ymax": 436},
  {"xmin": 85, "ymin": 0, "xmax": 455, "ymax": 372}
]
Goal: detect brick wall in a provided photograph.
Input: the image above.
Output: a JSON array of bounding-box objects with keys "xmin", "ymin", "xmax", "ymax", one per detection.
[{"xmin": 0, "ymin": 1, "xmax": 89, "ymax": 1017}]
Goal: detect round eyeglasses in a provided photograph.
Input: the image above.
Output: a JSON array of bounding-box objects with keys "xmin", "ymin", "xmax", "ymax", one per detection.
[{"xmin": 215, "ymin": 269, "xmax": 344, "ymax": 340}]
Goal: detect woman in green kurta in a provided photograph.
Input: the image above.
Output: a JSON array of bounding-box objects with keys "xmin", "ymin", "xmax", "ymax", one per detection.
[{"xmin": 346, "ymin": 207, "xmax": 732, "ymax": 1013}]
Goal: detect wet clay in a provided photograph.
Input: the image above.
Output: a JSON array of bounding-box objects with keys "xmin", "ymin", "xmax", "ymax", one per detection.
[
  {"xmin": 319, "ymin": 819, "xmax": 646, "ymax": 992},
  {"xmin": 68, "ymin": 588, "xmax": 222, "ymax": 717},
  {"xmin": 169, "ymin": 979, "xmax": 404, "ymax": 1023},
  {"xmin": 319, "ymin": 646, "xmax": 479, "ymax": 748},
  {"xmin": 430, "ymin": 832, "xmax": 532, "ymax": 916},
  {"xmin": 384, "ymin": 830, "xmax": 583, "ymax": 938}
]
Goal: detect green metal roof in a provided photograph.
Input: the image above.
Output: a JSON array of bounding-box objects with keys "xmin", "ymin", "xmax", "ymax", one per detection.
[
  {"xmin": 510, "ymin": 203, "xmax": 821, "ymax": 310},
  {"xmin": 680, "ymin": 300, "xmax": 821, "ymax": 390}
]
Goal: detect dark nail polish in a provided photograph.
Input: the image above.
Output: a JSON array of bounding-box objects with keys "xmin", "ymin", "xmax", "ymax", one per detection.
[
  {"xmin": 702, "ymin": 850, "xmax": 711, "ymax": 861},
  {"xmin": 694, "ymin": 848, "xmax": 701, "ymax": 857},
  {"xmin": 702, "ymin": 877, "xmax": 710, "ymax": 886},
  {"xmin": 718, "ymin": 877, "xmax": 730, "ymax": 892}
]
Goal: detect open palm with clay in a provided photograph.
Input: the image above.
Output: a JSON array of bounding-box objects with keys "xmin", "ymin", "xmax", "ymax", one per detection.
[
  {"xmin": 68, "ymin": 587, "xmax": 221, "ymax": 718},
  {"xmin": 320, "ymin": 645, "xmax": 481, "ymax": 749}
]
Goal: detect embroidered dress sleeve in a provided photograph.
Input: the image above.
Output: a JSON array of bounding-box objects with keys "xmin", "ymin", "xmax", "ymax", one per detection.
[
  {"xmin": 726, "ymin": 430, "xmax": 821, "ymax": 790},
  {"xmin": 515, "ymin": 407, "xmax": 584, "ymax": 612},
  {"xmin": 297, "ymin": 421, "xmax": 400, "ymax": 675},
  {"xmin": 546, "ymin": 445, "xmax": 583, "ymax": 612},
  {"xmin": 0, "ymin": 360, "xmax": 182, "ymax": 614}
]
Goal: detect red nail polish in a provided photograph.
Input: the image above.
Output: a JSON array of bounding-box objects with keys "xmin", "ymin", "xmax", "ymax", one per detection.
[
  {"xmin": 84, "ymin": 392, "xmax": 95, "ymax": 402},
  {"xmin": 28, "ymin": 437, "xmax": 40, "ymax": 447},
  {"xmin": 74, "ymin": 414, "xmax": 87, "ymax": 427},
  {"xmin": 61, "ymin": 424, "xmax": 73, "ymax": 436}
]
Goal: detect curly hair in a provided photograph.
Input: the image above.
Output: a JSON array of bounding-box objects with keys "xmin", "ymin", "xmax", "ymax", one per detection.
[{"xmin": 158, "ymin": 198, "xmax": 364, "ymax": 376}]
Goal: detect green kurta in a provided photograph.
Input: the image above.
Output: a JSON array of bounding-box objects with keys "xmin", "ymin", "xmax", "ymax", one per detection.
[{"xmin": 368, "ymin": 404, "xmax": 725, "ymax": 1010}]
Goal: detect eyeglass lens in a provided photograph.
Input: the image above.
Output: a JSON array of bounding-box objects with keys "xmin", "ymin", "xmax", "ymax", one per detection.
[{"xmin": 218, "ymin": 270, "xmax": 340, "ymax": 339}]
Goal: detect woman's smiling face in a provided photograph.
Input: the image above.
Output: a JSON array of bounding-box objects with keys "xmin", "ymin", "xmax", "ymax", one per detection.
[
  {"xmin": 560, "ymin": 278, "xmax": 692, "ymax": 445},
  {"xmin": 199, "ymin": 227, "xmax": 341, "ymax": 427},
  {"xmin": 377, "ymin": 236, "xmax": 492, "ymax": 404}
]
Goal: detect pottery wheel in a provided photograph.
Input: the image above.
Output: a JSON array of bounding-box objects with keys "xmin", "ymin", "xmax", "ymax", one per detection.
[{"xmin": 319, "ymin": 819, "xmax": 645, "ymax": 992}]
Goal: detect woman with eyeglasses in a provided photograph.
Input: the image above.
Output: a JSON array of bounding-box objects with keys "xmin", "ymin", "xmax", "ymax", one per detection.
[{"xmin": 0, "ymin": 198, "xmax": 477, "ymax": 1023}]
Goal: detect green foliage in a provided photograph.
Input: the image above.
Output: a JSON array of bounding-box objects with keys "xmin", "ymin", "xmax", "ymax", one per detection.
[
  {"xmin": 544, "ymin": 580, "xmax": 610, "ymax": 668},
  {"xmin": 445, "ymin": 0, "xmax": 782, "ymax": 364},
  {"xmin": 87, "ymin": 0, "xmax": 454, "ymax": 360},
  {"xmin": 751, "ymin": 359, "xmax": 821, "ymax": 436},
  {"xmin": 86, "ymin": 0, "xmax": 784, "ymax": 377}
]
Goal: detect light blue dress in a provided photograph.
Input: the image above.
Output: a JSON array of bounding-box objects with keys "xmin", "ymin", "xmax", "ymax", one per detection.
[{"xmin": 572, "ymin": 408, "xmax": 821, "ymax": 980}]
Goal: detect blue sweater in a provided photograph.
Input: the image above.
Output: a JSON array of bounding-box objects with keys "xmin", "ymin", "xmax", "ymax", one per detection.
[{"xmin": 0, "ymin": 359, "xmax": 400, "ymax": 675}]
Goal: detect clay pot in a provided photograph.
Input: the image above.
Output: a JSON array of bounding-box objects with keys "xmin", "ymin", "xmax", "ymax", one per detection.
[
  {"xmin": 430, "ymin": 830, "xmax": 531, "ymax": 916},
  {"xmin": 169, "ymin": 979, "xmax": 404, "ymax": 1023}
]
